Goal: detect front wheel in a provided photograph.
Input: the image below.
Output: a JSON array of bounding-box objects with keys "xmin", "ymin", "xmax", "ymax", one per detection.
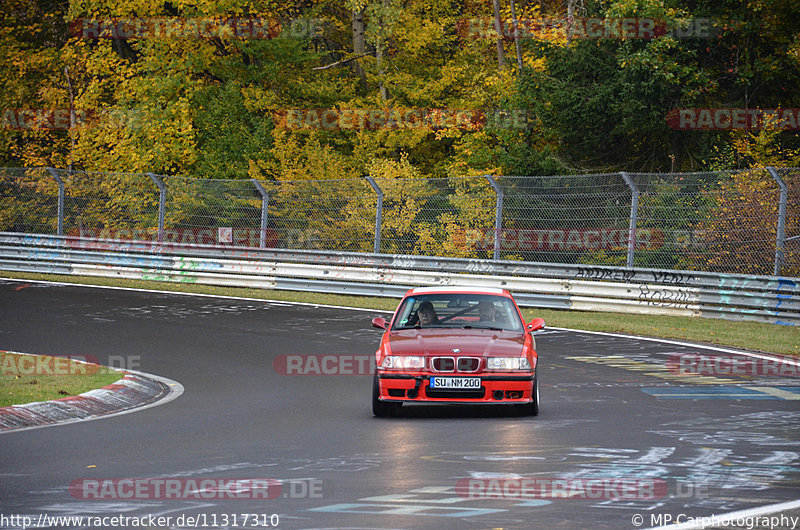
[
  {"xmin": 516, "ymin": 373, "xmax": 539, "ymax": 417},
  {"xmin": 372, "ymin": 374, "xmax": 401, "ymax": 417}
]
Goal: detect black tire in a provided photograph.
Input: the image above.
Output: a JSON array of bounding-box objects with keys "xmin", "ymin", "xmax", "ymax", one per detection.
[
  {"xmin": 516, "ymin": 373, "xmax": 540, "ymax": 417},
  {"xmin": 372, "ymin": 374, "xmax": 400, "ymax": 417}
]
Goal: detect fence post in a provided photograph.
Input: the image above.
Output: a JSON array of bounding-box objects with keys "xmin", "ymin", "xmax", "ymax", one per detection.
[
  {"xmin": 147, "ymin": 173, "xmax": 166, "ymax": 243},
  {"xmin": 251, "ymin": 179, "xmax": 270, "ymax": 248},
  {"xmin": 365, "ymin": 176, "xmax": 383, "ymax": 254},
  {"xmin": 45, "ymin": 167, "xmax": 65, "ymax": 236},
  {"xmin": 485, "ymin": 175, "xmax": 503, "ymax": 260},
  {"xmin": 620, "ymin": 172, "xmax": 639, "ymax": 268},
  {"xmin": 766, "ymin": 167, "xmax": 787, "ymax": 276}
]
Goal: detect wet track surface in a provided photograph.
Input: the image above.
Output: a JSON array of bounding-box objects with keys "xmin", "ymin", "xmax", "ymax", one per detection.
[{"xmin": 1, "ymin": 280, "xmax": 798, "ymax": 529}]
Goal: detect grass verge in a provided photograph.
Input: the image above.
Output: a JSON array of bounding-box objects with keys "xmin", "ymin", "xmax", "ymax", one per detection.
[
  {"xmin": 519, "ymin": 308, "xmax": 798, "ymax": 357},
  {"xmin": 2, "ymin": 271, "xmax": 798, "ymax": 357},
  {"xmin": 0, "ymin": 351, "xmax": 123, "ymax": 407}
]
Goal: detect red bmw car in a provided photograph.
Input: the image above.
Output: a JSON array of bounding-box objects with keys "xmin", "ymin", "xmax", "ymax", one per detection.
[{"xmin": 371, "ymin": 286, "xmax": 545, "ymax": 417}]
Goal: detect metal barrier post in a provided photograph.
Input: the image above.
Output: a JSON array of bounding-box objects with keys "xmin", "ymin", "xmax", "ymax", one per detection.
[
  {"xmin": 485, "ymin": 175, "xmax": 503, "ymax": 260},
  {"xmin": 620, "ymin": 172, "xmax": 639, "ymax": 268},
  {"xmin": 251, "ymin": 179, "xmax": 270, "ymax": 248},
  {"xmin": 147, "ymin": 173, "xmax": 166, "ymax": 243},
  {"xmin": 766, "ymin": 167, "xmax": 788, "ymax": 276},
  {"xmin": 365, "ymin": 176, "xmax": 383, "ymax": 254},
  {"xmin": 46, "ymin": 167, "xmax": 65, "ymax": 236}
]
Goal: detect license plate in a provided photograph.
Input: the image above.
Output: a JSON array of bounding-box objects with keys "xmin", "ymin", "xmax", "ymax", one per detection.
[{"xmin": 429, "ymin": 377, "xmax": 481, "ymax": 390}]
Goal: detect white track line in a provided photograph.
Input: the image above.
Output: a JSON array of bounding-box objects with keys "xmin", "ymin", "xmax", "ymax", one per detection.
[
  {"xmin": 1, "ymin": 276, "xmax": 391, "ymax": 313},
  {"xmin": 546, "ymin": 326, "xmax": 800, "ymax": 367}
]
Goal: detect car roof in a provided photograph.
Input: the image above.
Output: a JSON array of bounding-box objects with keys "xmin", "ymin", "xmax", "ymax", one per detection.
[{"xmin": 406, "ymin": 286, "xmax": 509, "ymax": 296}]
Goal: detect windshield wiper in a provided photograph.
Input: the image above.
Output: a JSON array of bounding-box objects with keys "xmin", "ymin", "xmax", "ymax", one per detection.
[{"xmin": 462, "ymin": 324, "xmax": 504, "ymax": 331}]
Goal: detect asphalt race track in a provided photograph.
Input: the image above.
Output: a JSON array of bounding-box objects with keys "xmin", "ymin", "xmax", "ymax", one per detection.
[{"xmin": 1, "ymin": 279, "xmax": 799, "ymax": 530}]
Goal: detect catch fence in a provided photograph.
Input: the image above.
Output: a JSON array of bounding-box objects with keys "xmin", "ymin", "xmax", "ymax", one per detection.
[{"xmin": 1, "ymin": 167, "xmax": 798, "ymax": 277}]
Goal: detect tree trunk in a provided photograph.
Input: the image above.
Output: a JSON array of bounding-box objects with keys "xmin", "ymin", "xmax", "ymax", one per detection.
[
  {"xmin": 352, "ymin": 8, "xmax": 367, "ymax": 94},
  {"xmin": 64, "ymin": 66, "xmax": 75, "ymax": 172},
  {"xmin": 510, "ymin": 0, "xmax": 523, "ymax": 70},
  {"xmin": 566, "ymin": 0, "xmax": 575, "ymax": 43},
  {"xmin": 376, "ymin": 0, "xmax": 389, "ymax": 101},
  {"xmin": 492, "ymin": 0, "xmax": 506, "ymax": 70}
]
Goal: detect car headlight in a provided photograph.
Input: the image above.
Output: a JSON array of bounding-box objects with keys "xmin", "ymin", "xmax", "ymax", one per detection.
[
  {"xmin": 487, "ymin": 357, "xmax": 532, "ymax": 370},
  {"xmin": 381, "ymin": 356, "xmax": 426, "ymax": 370}
]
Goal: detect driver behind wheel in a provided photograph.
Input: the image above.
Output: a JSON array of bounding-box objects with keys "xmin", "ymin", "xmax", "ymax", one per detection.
[{"xmin": 478, "ymin": 299, "xmax": 497, "ymax": 322}]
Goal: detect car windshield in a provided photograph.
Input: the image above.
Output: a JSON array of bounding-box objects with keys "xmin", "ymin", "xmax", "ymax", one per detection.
[{"xmin": 392, "ymin": 293, "xmax": 523, "ymax": 332}]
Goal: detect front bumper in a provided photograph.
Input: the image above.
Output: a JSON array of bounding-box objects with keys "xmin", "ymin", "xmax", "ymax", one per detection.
[{"xmin": 377, "ymin": 372, "xmax": 535, "ymax": 404}]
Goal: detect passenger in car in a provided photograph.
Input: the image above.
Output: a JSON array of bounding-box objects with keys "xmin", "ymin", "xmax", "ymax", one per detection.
[{"xmin": 418, "ymin": 300, "xmax": 440, "ymax": 326}]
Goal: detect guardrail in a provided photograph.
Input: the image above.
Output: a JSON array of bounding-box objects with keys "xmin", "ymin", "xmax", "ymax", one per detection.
[{"xmin": 1, "ymin": 232, "xmax": 798, "ymax": 326}]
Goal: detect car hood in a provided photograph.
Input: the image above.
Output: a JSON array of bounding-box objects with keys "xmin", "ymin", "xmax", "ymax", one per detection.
[{"xmin": 385, "ymin": 329, "xmax": 526, "ymax": 357}]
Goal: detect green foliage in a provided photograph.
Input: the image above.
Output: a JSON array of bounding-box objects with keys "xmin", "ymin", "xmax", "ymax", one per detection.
[
  {"xmin": 2, "ymin": 0, "xmax": 799, "ymax": 271},
  {"xmin": 5, "ymin": 0, "xmax": 797, "ymax": 176}
]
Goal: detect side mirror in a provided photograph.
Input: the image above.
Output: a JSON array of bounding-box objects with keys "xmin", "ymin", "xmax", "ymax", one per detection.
[
  {"xmin": 527, "ymin": 317, "xmax": 545, "ymax": 332},
  {"xmin": 372, "ymin": 317, "xmax": 389, "ymax": 330}
]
